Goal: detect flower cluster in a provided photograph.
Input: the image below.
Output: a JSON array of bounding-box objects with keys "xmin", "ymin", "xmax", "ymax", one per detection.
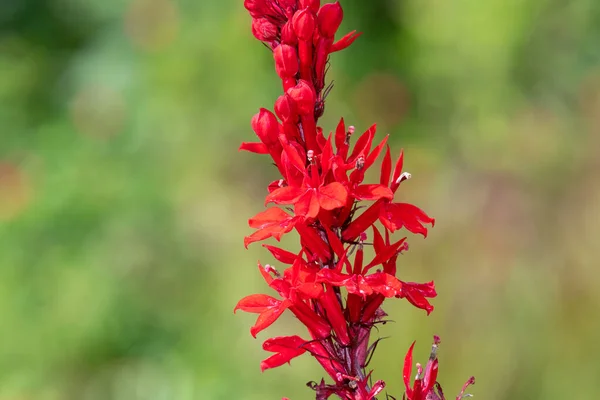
[{"xmin": 234, "ymin": 1, "xmax": 474, "ymax": 399}]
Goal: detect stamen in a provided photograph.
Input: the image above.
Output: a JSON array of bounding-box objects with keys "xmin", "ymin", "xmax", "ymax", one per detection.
[
  {"xmin": 355, "ymin": 155, "xmax": 365, "ymax": 170},
  {"xmin": 415, "ymin": 363, "xmax": 423, "ymax": 379},
  {"xmin": 307, "ymin": 149, "xmax": 314, "ymax": 163},
  {"xmin": 395, "ymin": 171, "xmax": 411, "ymax": 184},
  {"xmin": 264, "ymin": 264, "xmax": 281, "ymax": 277}
]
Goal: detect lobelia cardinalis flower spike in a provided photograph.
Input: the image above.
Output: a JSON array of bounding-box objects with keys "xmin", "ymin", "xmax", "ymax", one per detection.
[{"xmin": 235, "ymin": 1, "xmax": 475, "ymax": 399}]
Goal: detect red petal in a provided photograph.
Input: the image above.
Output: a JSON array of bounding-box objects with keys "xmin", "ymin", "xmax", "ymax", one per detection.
[
  {"xmin": 324, "ymin": 226, "xmax": 350, "ymax": 270},
  {"xmin": 249, "ymin": 298, "xmax": 292, "ymax": 338},
  {"xmin": 234, "ymin": 294, "xmax": 281, "ymax": 314},
  {"xmin": 294, "ymin": 190, "xmax": 320, "ymax": 219},
  {"xmin": 403, "ymin": 341, "xmax": 416, "ymax": 395},
  {"xmin": 249, "ymin": 207, "xmax": 290, "ymax": 229},
  {"xmin": 380, "ymin": 145, "xmax": 392, "ymax": 186},
  {"xmin": 245, "ymin": 208, "xmax": 297, "ymax": 247},
  {"xmin": 372, "ymin": 226, "xmax": 385, "ymax": 254},
  {"xmin": 260, "ymin": 335, "xmax": 308, "ymax": 371},
  {"xmin": 320, "ymin": 134, "xmax": 334, "ymax": 177},
  {"xmin": 348, "ymin": 124, "xmax": 376, "ymax": 163},
  {"xmin": 364, "ymin": 134, "xmax": 389, "ymax": 171},
  {"xmin": 390, "ymin": 149, "xmax": 405, "ymax": 192},
  {"xmin": 342, "ymin": 201, "xmax": 382, "ymax": 241},
  {"xmin": 363, "ymin": 237, "xmax": 406, "ymax": 273},
  {"xmin": 331, "ymin": 30, "xmax": 362, "ymax": 52},
  {"xmin": 320, "ymin": 286, "xmax": 350, "ymax": 345},
  {"xmin": 279, "ymin": 134, "xmax": 307, "ymax": 174},
  {"xmin": 379, "ymin": 202, "xmax": 435, "ymax": 237},
  {"xmin": 318, "ymin": 182, "xmax": 348, "ymax": 210},
  {"xmin": 239, "ymin": 142, "xmax": 269, "ymax": 154},
  {"xmin": 364, "ymin": 272, "xmax": 403, "ymax": 297},
  {"xmin": 354, "ymin": 184, "xmax": 393, "ymax": 201},
  {"xmin": 265, "ymin": 185, "xmax": 306, "ymax": 205},
  {"xmin": 262, "ymin": 245, "xmax": 298, "ymax": 264},
  {"xmin": 423, "ymin": 358, "xmax": 438, "ymax": 393},
  {"xmin": 401, "ymin": 281, "xmax": 437, "ymax": 315},
  {"xmin": 334, "ymin": 117, "xmax": 347, "ymax": 156},
  {"xmin": 296, "ymin": 223, "xmax": 331, "ymax": 262}
]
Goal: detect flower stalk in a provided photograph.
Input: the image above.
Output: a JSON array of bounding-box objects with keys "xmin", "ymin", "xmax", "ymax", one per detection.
[{"xmin": 234, "ymin": 1, "xmax": 475, "ymax": 398}]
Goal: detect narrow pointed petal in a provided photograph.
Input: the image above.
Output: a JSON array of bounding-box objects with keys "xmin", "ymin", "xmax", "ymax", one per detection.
[
  {"xmin": 263, "ymin": 245, "xmax": 298, "ymax": 264},
  {"xmin": 403, "ymin": 341, "xmax": 416, "ymax": 395},
  {"xmin": 390, "ymin": 149, "xmax": 405, "ymax": 192},
  {"xmin": 239, "ymin": 142, "xmax": 269, "ymax": 154},
  {"xmin": 364, "ymin": 134, "xmax": 389, "ymax": 171},
  {"xmin": 342, "ymin": 201, "xmax": 382, "ymax": 241},
  {"xmin": 363, "ymin": 237, "xmax": 406, "ymax": 272},
  {"xmin": 348, "ymin": 124, "xmax": 376, "ymax": 163},
  {"xmin": 331, "ymin": 30, "xmax": 362, "ymax": 52}
]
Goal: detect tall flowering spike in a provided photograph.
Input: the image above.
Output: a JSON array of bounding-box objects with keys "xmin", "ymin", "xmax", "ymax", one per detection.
[{"xmin": 235, "ymin": 2, "xmax": 474, "ymax": 399}]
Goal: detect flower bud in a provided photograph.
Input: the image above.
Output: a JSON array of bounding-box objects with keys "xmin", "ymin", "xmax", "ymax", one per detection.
[
  {"xmin": 273, "ymin": 44, "xmax": 299, "ymax": 79},
  {"xmin": 244, "ymin": 0, "xmax": 268, "ymax": 18},
  {"xmin": 292, "ymin": 8, "xmax": 316, "ymax": 41},
  {"xmin": 317, "ymin": 1, "xmax": 343, "ymax": 38},
  {"xmin": 251, "ymin": 17, "xmax": 278, "ymax": 41},
  {"xmin": 279, "ymin": 0, "xmax": 298, "ymax": 10},
  {"xmin": 300, "ymin": 0, "xmax": 320, "ymax": 13},
  {"xmin": 286, "ymin": 80, "xmax": 315, "ymax": 115},
  {"xmin": 251, "ymin": 108, "xmax": 280, "ymax": 146},
  {"xmin": 280, "ymin": 21, "xmax": 298, "ymax": 45},
  {"xmin": 274, "ymin": 94, "xmax": 298, "ymax": 122}
]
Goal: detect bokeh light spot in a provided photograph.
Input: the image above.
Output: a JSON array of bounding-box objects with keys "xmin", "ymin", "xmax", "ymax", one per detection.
[
  {"xmin": 125, "ymin": 0, "xmax": 179, "ymax": 52},
  {"xmin": 0, "ymin": 162, "xmax": 31, "ymax": 221},
  {"xmin": 70, "ymin": 85, "xmax": 126, "ymax": 139},
  {"xmin": 352, "ymin": 73, "xmax": 409, "ymax": 129}
]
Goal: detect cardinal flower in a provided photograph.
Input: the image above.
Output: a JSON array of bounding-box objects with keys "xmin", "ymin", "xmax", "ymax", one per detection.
[{"xmin": 234, "ymin": 1, "xmax": 475, "ymax": 399}]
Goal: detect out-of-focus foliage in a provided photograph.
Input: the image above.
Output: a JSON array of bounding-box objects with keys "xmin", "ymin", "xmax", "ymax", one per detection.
[{"xmin": 1, "ymin": 0, "xmax": 599, "ymax": 399}]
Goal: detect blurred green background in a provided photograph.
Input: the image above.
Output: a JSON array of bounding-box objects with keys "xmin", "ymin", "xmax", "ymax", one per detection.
[{"xmin": 1, "ymin": 0, "xmax": 599, "ymax": 399}]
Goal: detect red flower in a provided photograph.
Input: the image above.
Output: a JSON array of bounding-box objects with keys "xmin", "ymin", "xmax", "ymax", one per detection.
[
  {"xmin": 403, "ymin": 337, "xmax": 475, "ymax": 400},
  {"xmin": 235, "ymin": 1, "xmax": 474, "ymax": 399}
]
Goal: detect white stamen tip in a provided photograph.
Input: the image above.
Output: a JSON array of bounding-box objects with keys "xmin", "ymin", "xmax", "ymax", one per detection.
[{"xmin": 396, "ymin": 171, "xmax": 412, "ymax": 184}]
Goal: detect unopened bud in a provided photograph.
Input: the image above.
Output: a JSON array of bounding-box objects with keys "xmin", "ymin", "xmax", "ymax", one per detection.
[
  {"xmin": 299, "ymin": 0, "xmax": 320, "ymax": 13},
  {"xmin": 286, "ymin": 79, "xmax": 315, "ymax": 115},
  {"xmin": 273, "ymin": 44, "xmax": 299, "ymax": 79},
  {"xmin": 292, "ymin": 8, "xmax": 316, "ymax": 41},
  {"xmin": 274, "ymin": 94, "xmax": 297, "ymax": 121},
  {"xmin": 317, "ymin": 1, "xmax": 343, "ymax": 38},
  {"xmin": 280, "ymin": 21, "xmax": 298, "ymax": 45},
  {"xmin": 251, "ymin": 18, "xmax": 278, "ymax": 41}
]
